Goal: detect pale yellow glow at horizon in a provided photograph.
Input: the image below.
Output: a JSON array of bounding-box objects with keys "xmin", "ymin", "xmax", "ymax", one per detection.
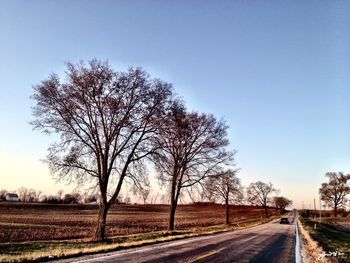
[
  {"xmin": 0, "ymin": 152, "xmax": 74, "ymax": 195},
  {"xmin": 0, "ymin": 151, "xmax": 343, "ymax": 209}
]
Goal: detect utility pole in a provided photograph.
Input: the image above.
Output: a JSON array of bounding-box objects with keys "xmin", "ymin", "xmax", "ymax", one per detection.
[
  {"xmin": 319, "ymin": 197, "xmax": 322, "ymax": 222},
  {"xmin": 314, "ymin": 198, "xmax": 317, "ymax": 217},
  {"xmin": 314, "ymin": 198, "xmax": 317, "ymax": 230}
]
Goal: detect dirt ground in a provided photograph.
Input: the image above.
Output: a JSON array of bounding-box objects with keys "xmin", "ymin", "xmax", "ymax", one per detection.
[{"xmin": 0, "ymin": 202, "xmax": 275, "ymax": 242}]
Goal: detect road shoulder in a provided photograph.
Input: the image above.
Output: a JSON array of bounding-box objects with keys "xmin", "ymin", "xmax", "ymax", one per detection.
[{"xmin": 298, "ymin": 218, "xmax": 336, "ymax": 263}]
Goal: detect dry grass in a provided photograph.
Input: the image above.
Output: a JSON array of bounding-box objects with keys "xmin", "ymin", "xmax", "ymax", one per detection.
[
  {"xmin": 320, "ymin": 218, "xmax": 350, "ymax": 233},
  {"xmin": 0, "ymin": 231, "xmax": 195, "ymax": 262},
  {"xmin": 299, "ymin": 217, "xmax": 350, "ymax": 263},
  {"xmin": 298, "ymin": 218, "xmax": 334, "ymax": 263}
]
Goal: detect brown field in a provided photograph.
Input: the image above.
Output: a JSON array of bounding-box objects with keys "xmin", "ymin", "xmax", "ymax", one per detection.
[
  {"xmin": 0, "ymin": 202, "xmax": 276, "ymax": 243},
  {"xmin": 320, "ymin": 217, "xmax": 350, "ymax": 232}
]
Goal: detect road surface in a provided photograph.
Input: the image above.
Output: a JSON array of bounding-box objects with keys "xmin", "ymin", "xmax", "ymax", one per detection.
[{"xmin": 52, "ymin": 211, "xmax": 298, "ymax": 263}]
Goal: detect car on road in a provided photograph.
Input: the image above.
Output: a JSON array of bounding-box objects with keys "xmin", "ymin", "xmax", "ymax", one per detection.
[{"xmin": 280, "ymin": 217, "xmax": 289, "ymax": 224}]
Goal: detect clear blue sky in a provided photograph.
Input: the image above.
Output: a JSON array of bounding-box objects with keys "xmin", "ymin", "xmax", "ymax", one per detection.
[{"xmin": 1, "ymin": 0, "xmax": 350, "ymax": 208}]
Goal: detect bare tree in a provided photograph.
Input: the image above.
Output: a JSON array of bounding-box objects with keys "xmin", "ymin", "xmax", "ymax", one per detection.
[
  {"xmin": 35, "ymin": 190, "xmax": 42, "ymax": 202},
  {"xmin": 273, "ymin": 196, "xmax": 292, "ymax": 213},
  {"xmin": 129, "ymin": 170, "xmax": 151, "ymax": 204},
  {"xmin": 31, "ymin": 59, "xmax": 173, "ymax": 241},
  {"xmin": 0, "ymin": 189, "xmax": 6, "ymax": 201},
  {"xmin": 319, "ymin": 172, "xmax": 350, "ymax": 217},
  {"xmin": 124, "ymin": 196, "xmax": 131, "ymax": 204},
  {"xmin": 153, "ymin": 102, "xmax": 233, "ymax": 231},
  {"xmin": 84, "ymin": 193, "xmax": 98, "ymax": 204},
  {"xmin": 57, "ymin": 190, "xmax": 64, "ymax": 200},
  {"xmin": 63, "ymin": 193, "xmax": 79, "ymax": 204},
  {"xmin": 114, "ymin": 193, "xmax": 124, "ymax": 204},
  {"xmin": 186, "ymin": 185, "xmax": 203, "ymax": 203},
  {"xmin": 17, "ymin": 187, "xmax": 29, "ymax": 202},
  {"xmin": 246, "ymin": 181, "xmax": 277, "ymax": 218},
  {"xmin": 205, "ymin": 169, "xmax": 243, "ymax": 224},
  {"xmin": 200, "ymin": 180, "xmax": 217, "ymax": 203},
  {"xmin": 149, "ymin": 192, "xmax": 159, "ymax": 204},
  {"xmin": 21, "ymin": 188, "xmax": 41, "ymax": 202},
  {"xmin": 139, "ymin": 187, "xmax": 150, "ymax": 204}
]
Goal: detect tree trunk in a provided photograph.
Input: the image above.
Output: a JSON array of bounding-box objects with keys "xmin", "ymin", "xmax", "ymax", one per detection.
[
  {"xmin": 168, "ymin": 200, "xmax": 177, "ymax": 231},
  {"xmin": 334, "ymin": 206, "xmax": 338, "ymax": 217},
  {"xmin": 93, "ymin": 203, "xmax": 109, "ymax": 241},
  {"xmin": 168, "ymin": 169, "xmax": 180, "ymax": 232},
  {"xmin": 264, "ymin": 206, "xmax": 268, "ymax": 218},
  {"xmin": 225, "ymin": 196, "xmax": 229, "ymax": 225}
]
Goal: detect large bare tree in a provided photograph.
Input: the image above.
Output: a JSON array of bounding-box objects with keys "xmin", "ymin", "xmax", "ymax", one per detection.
[
  {"xmin": 319, "ymin": 172, "xmax": 350, "ymax": 217},
  {"xmin": 273, "ymin": 196, "xmax": 292, "ymax": 213},
  {"xmin": 246, "ymin": 181, "xmax": 277, "ymax": 218},
  {"xmin": 153, "ymin": 102, "xmax": 233, "ymax": 231},
  {"xmin": 205, "ymin": 169, "xmax": 243, "ymax": 224},
  {"xmin": 31, "ymin": 60, "xmax": 173, "ymax": 241}
]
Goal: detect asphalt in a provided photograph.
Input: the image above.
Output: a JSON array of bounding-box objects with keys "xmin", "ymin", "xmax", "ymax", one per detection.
[{"xmin": 51, "ymin": 211, "xmax": 297, "ymax": 263}]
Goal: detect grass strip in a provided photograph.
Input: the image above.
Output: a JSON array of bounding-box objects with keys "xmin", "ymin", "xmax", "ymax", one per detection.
[{"xmin": 300, "ymin": 218, "xmax": 350, "ymax": 263}]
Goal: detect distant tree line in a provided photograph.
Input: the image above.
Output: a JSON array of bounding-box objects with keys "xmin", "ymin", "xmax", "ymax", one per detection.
[
  {"xmin": 0, "ymin": 187, "xmax": 152, "ymax": 205},
  {"xmin": 0, "ymin": 182, "xmax": 292, "ymax": 213},
  {"xmin": 0, "ymin": 188, "xmax": 98, "ymax": 204}
]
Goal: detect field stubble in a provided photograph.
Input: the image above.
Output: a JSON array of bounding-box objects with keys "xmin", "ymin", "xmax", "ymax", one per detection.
[{"xmin": 0, "ymin": 202, "xmax": 273, "ymax": 242}]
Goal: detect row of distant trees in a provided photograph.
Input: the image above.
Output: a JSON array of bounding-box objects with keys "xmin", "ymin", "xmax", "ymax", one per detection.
[
  {"xmin": 30, "ymin": 60, "xmax": 291, "ymax": 241},
  {"xmin": 0, "ymin": 182, "xmax": 291, "ymax": 209},
  {"xmin": 0, "ymin": 188, "xmax": 97, "ymax": 204},
  {"xmin": 319, "ymin": 172, "xmax": 350, "ymax": 217},
  {"xmin": 195, "ymin": 175, "xmax": 292, "ymax": 225},
  {"xmin": 0, "ymin": 188, "xmax": 145, "ymax": 204}
]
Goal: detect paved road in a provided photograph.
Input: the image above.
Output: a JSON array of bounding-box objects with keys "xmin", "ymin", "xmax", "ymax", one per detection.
[{"xmin": 53, "ymin": 212, "xmax": 297, "ymax": 263}]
